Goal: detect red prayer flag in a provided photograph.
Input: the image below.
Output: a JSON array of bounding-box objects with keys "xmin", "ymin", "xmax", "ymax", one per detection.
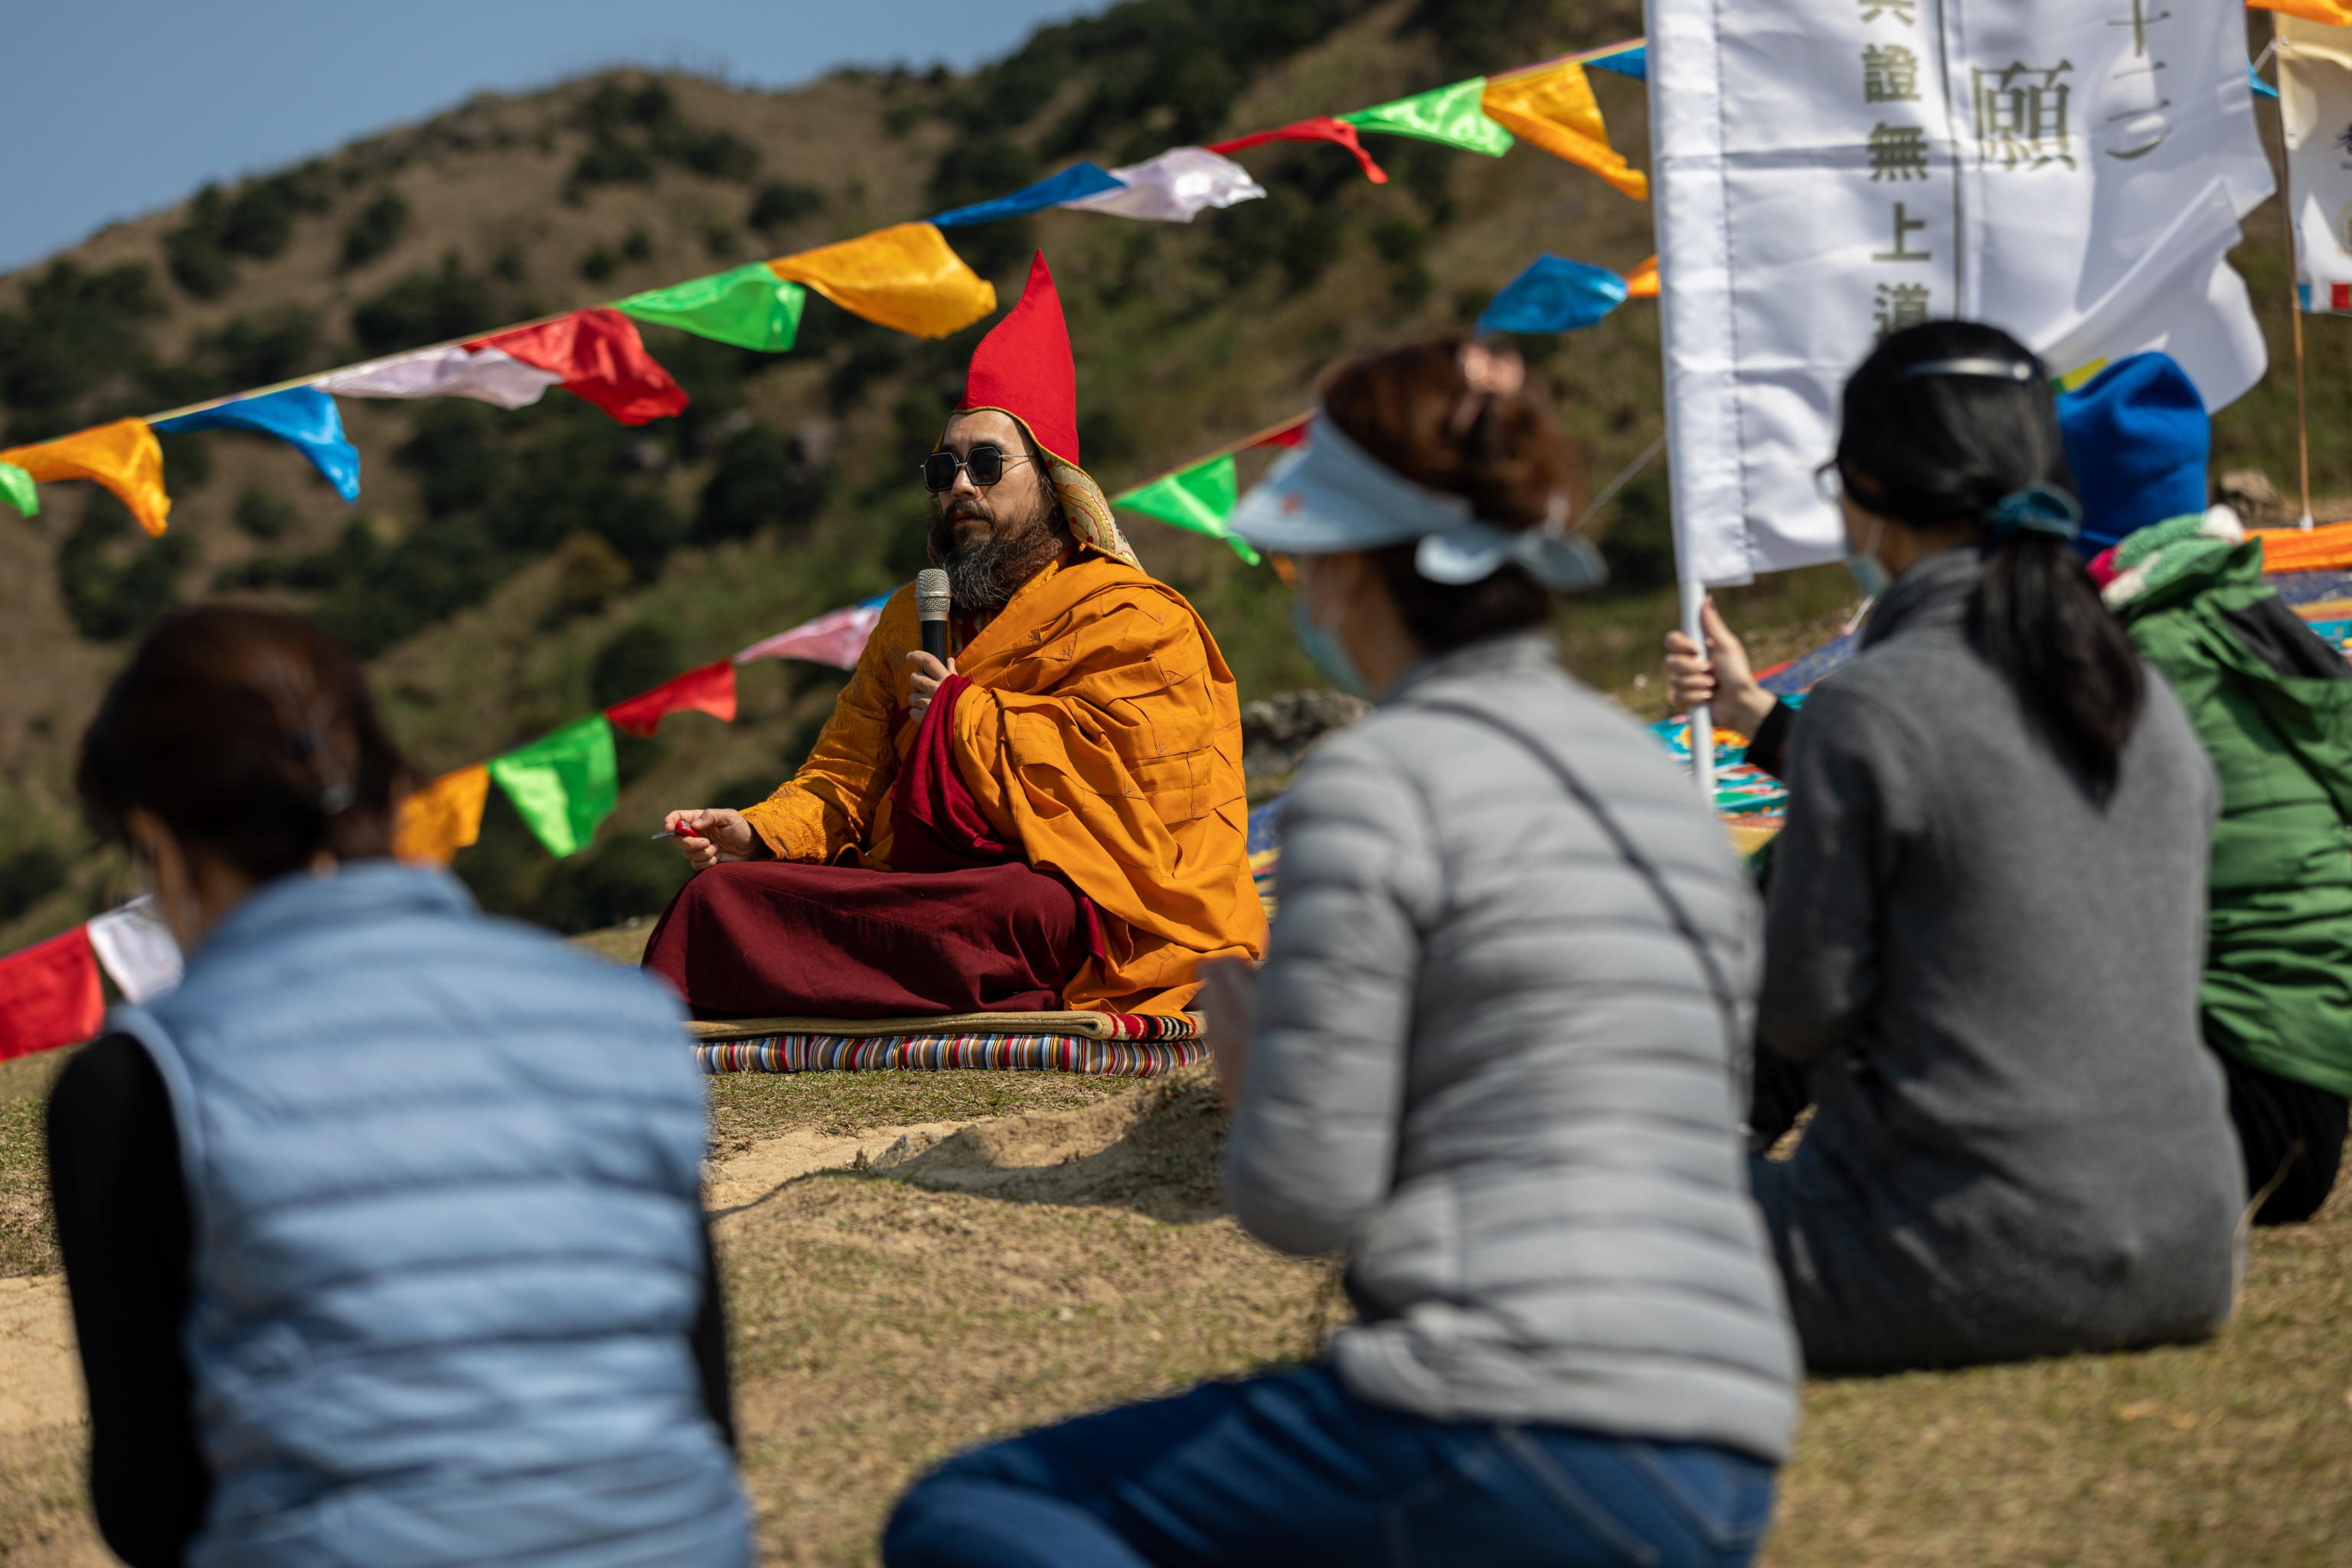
[
  {"xmin": 603, "ymin": 658, "xmax": 738, "ymax": 737},
  {"xmin": 0, "ymin": 925, "xmax": 105, "ymax": 1062},
  {"xmin": 471, "ymin": 309, "xmax": 689, "ymax": 425},
  {"xmin": 1207, "ymin": 117, "xmax": 1389, "ymax": 185},
  {"xmin": 1251, "ymin": 413, "xmax": 1312, "ymax": 449}
]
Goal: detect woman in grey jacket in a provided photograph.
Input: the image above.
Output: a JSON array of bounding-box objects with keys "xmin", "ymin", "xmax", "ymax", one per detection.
[
  {"xmin": 1671, "ymin": 322, "xmax": 2245, "ymax": 1373},
  {"xmin": 884, "ymin": 343, "xmax": 1798, "ymax": 1568}
]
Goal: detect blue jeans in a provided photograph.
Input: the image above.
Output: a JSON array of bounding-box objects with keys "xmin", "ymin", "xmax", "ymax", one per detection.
[{"xmin": 882, "ymin": 1364, "xmax": 1776, "ymax": 1567}]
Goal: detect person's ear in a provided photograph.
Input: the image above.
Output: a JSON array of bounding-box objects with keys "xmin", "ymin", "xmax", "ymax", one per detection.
[{"xmin": 124, "ymin": 808, "xmax": 204, "ymax": 952}]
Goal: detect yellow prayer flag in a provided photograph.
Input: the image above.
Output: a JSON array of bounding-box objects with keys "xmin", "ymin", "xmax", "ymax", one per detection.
[
  {"xmin": 2253, "ymin": 1, "xmax": 2352, "ymax": 26},
  {"xmin": 1481, "ymin": 62, "xmax": 1648, "ymax": 201},
  {"xmin": 768, "ymin": 223, "xmax": 998, "ymax": 339},
  {"xmin": 1623, "ymin": 256, "xmax": 1659, "ymax": 298},
  {"xmin": 394, "ymin": 763, "xmax": 490, "ymax": 866},
  {"xmin": 0, "ymin": 419, "xmax": 171, "ymax": 536}
]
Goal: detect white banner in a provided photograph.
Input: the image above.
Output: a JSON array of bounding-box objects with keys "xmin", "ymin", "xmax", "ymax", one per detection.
[
  {"xmin": 86, "ymin": 895, "xmax": 183, "ymax": 1004},
  {"xmin": 1649, "ymin": 0, "xmax": 2274, "ymax": 585},
  {"xmin": 2280, "ymin": 17, "xmax": 2352, "ymax": 315}
]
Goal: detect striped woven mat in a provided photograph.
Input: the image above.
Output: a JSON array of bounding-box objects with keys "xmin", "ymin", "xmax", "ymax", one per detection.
[
  {"xmin": 695, "ymin": 1032, "xmax": 1207, "ymax": 1076},
  {"xmin": 688, "ymin": 1009, "xmax": 1204, "ymax": 1076}
]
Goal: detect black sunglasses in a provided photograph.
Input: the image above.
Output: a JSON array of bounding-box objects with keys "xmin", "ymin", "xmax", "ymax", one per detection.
[{"xmin": 920, "ymin": 443, "xmax": 1034, "ymax": 493}]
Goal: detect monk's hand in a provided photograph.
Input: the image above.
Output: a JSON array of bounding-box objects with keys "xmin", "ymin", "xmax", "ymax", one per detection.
[
  {"xmin": 1199, "ymin": 958, "xmax": 1260, "ymax": 1111},
  {"xmin": 663, "ymin": 808, "xmax": 759, "ymax": 872},
  {"xmin": 1661, "ymin": 597, "xmax": 1775, "ymax": 740},
  {"xmin": 906, "ymin": 652, "xmax": 957, "ymax": 724}
]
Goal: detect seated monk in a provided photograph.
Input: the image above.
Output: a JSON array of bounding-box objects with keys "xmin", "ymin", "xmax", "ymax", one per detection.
[{"xmin": 642, "ymin": 253, "xmax": 1265, "ymax": 1018}]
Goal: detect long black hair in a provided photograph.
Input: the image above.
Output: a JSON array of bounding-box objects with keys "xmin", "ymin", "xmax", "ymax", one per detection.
[{"xmin": 1835, "ymin": 321, "xmax": 2145, "ymax": 799}]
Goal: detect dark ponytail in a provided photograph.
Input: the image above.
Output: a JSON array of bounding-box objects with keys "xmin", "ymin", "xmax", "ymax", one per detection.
[{"xmin": 1838, "ymin": 322, "xmax": 2145, "ymax": 799}]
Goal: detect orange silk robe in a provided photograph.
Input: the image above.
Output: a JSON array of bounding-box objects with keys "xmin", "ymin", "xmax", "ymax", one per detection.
[{"xmin": 739, "ymin": 549, "xmax": 1266, "ymax": 1013}]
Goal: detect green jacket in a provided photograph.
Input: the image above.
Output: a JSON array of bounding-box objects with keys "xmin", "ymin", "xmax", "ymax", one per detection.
[{"xmin": 2112, "ymin": 530, "xmax": 2352, "ymax": 1097}]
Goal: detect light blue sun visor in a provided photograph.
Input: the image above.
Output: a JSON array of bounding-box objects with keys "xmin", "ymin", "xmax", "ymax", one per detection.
[{"xmin": 1228, "ymin": 410, "xmax": 1607, "ymax": 592}]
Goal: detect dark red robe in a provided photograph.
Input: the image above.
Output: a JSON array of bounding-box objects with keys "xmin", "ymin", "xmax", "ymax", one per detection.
[{"xmin": 640, "ymin": 678, "xmax": 1097, "ymax": 1019}]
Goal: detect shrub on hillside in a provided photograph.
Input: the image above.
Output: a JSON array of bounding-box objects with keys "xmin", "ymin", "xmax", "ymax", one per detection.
[
  {"xmin": 234, "ymin": 485, "xmax": 293, "ymax": 540},
  {"xmin": 351, "ymin": 254, "xmax": 500, "ymax": 358},
  {"xmin": 591, "ymin": 622, "xmax": 683, "ymax": 710},
  {"xmin": 695, "ymin": 426, "xmax": 831, "ymax": 544},
  {"xmin": 531, "ymin": 834, "xmax": 687, "ymax": 934},
  {"xmin": 57, "ymin": 495, "xmax": 188, "ymax": 642},
  {"xmin": 340, "ymin": 190, "xmax": 412, "ymax": 270},
  {"xmin": 746, "ymin": 181, "xmax": 825, "ymax": 234},
  {"xmin": 0, "ymin": 845, "xmax": 66, "ymax": 923},
  {"xmin": 0, "ymin": 262, "xmax": 164, "ymax": 439}
]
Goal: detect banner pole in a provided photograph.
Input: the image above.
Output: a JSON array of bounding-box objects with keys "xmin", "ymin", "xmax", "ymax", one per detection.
[
  {"xmin": 1680, "ymin": 576, "xmax": 1716, "ymax": 805},
  {"xmin": 2271, "ymin": 19, "xmax": 2317, "ymax": 531}
]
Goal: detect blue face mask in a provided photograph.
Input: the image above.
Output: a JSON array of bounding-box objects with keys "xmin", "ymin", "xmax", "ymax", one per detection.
[
  {"xmin": 1291, "ymin": 594, "xmax": 1374, "ymax": 700},
  {"xmin": 1844, "ymin": 518, "xmax": 1891, "ymax": 600}
]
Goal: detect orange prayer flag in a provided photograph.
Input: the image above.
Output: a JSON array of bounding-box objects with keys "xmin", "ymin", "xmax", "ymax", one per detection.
[
  {"xmin": 1623, "ymin": 256, "xmax": 1659, "ymax": 298},
  {"xmin": 768, "ymin": 223, "xmax": 998, "ymax": 339},
  {"xmin": 0, "ymin": 419, "xmax": 171, "ymax": 536},
  {"xmin": 2252, "ymin": 1, "xmax": 2352, "ymax": 24},
  {"xmin": 1480, "ymin": 62, "xmax": 1648, "ymax": 201},
  {"xmin": 604, "ymin": 659, "xmax": 738, "ymax": 738},
  {"xmin": 394, "ymin": 763, "xmax": 490, "ymax": 866}
]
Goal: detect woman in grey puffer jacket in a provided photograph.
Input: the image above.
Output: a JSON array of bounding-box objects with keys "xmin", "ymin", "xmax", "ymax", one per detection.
[{"xmin": 884, "ymin": 343, "xmax": 1798, "ymax": 1568}]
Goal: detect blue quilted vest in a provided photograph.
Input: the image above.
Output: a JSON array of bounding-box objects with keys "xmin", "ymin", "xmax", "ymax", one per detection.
[{"xmin": 112, "ymin": 864, "xmax": 750, "ymax": 1568}]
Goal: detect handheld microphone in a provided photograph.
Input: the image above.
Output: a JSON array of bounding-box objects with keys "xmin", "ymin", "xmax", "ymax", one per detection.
[{"xmin": 915, "ymin": 569, "xmax": 952, "ymax": 663}]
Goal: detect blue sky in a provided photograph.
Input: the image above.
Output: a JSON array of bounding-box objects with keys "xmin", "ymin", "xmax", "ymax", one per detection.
[{"xmin": 0, "ymin": 0, "xmax": 1096, "ymax": 272}]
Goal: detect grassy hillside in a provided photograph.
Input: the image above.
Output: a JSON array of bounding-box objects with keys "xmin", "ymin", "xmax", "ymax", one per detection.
[{"xmin": 0, "ymin": 0, "xmax": 2326, "ymax": 949}]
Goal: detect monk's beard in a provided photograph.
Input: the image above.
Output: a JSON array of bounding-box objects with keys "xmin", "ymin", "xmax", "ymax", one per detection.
[{"xmin": 929, "ymin": 488, "xmax": 1067, "ymax": 613}]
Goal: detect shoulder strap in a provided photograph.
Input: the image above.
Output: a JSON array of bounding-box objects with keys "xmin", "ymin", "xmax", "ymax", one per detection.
[{"xmin": 1403, "ymin": 697, "xmax": 1746, "ymax": 1067}]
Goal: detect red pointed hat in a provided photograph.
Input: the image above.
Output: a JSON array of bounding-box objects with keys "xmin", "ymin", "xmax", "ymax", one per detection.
[{"xmin": 960, "ymin": 251, "xmax": 1079, "ymax": 466}]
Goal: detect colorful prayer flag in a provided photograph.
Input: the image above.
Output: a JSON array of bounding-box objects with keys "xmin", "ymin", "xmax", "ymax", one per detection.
[
  {"xmin": 1480, "ymin": 61, "xmax": 1647, "ymax": 200},
  {"xmin": 616, "ymin": 264, "xmax": 808, "ymax": 352},
  {"xmin": 1478, "ymin": 254, "xmax": 1632, "ymax": 335},
  {"xmin": 1208, "ymin": 118, "xmax": 1390, "ymax": 185},
  {"xmin": 1253, "ymin": 413, "xmax": 1311, "ymax": 449},
  {"xmin": 86, "ymin": 896, "xmax": 182, "ymax": 1004},
  {"xmin": 604, "ymin": 658, "xmax": 738, "ymax": 737},
  {"xmin": 1622, "ymin": 255, "xmax": 1659, "ymax": 299},
  {"xmin": 1343, "ymin": 77, "xmax": 1514, "ymax": 157},
  {"xmin": 485, "ymin": 718, "xmax": 618, "ymax": 858},
  {"xmin": 315, "ymin": 343, "xmax": 563, "ymax": 408},
  {"xmin": 153, "ymin": 386, "xmax": 361, "ymax": 502},
  {"xmin": 472, "ymin": 309, "xmax": 688, "ymax": 425},
  {"xmin": 1058, "ymin": 147, "xmax": 1266, "ymax": 222},
  {"xmin": 1112, "ymin": 455, "xmax": 1259, "ymax": 564},
  {"xmin": 0, "ymin": 925, "xmax": 104, "ymax": 1062},
  {"xmin": 0, "ymin": 460, "xmax": 35, "ymax": 518},
  {"xmin": 933, "ymin": 163, "xmax": 1125, "ymax": 227},
  {"xmin": 734, "ymin": 591, "xmax": 894, "ymax": 669},
  {"xmin": 0, "ymin": 419, "xmax": 170, "ymax": 536},
  {"xmin": 1588, "ymin": 44, "xmax": 1646, "ymax": 80},
  {"xmin": 768, "ymin": 224, "xmax": 998, "ymax": 339},
  {"xmin": 393, "ymin": 763, "xmax": 491, "ymax": 866},
  {"xmin": 2253, "ymin": 1, "xmax": 2352, "ymax": 23}
]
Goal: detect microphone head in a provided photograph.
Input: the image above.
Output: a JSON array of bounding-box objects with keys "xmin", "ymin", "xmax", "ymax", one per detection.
[{"xmin": 915, "ymin": 568, "xmax": 952, "ymax": 620}]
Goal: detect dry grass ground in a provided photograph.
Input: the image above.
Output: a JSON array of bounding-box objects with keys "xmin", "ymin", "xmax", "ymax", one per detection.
[{"xmin": 5, "ymin": 1047, "xmax": 2347, "ymax": 1566}]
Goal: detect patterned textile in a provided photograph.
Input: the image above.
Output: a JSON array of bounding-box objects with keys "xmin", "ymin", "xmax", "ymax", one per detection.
[
  {"xmin": 688, "ymin": 1010, "xmax": 1201, "ymax": 1042},
  {"xmin": 1649, "ymin": 707, "xmax": 1802, "ymax": 826},
  {"xmin": 697, "ymin": 1032, "xmax": 1204, "ymax": 1076}
]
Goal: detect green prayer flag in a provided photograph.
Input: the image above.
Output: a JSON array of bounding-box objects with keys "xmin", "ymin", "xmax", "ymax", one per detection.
[
  {"xmin": 486, "ymin": 715, "xmax": 619, "ymax": 858},
  {"xmin": 1342, "ymin": 77, "xmax": 1514, "ymax": 157},
  {"xmin": 1110, "ymin": 455, "xmax": 1259, "ymax": 564},
  {"xmin": 616, "ymin": 264, "xmax": 807, "ymax": 352},
  {"xmin": 0, "ymin": 461, "xmax": 36, "ymax": 518}
]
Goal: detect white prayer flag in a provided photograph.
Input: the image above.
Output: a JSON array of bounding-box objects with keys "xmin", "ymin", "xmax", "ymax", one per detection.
[
  {"xmin": 1060, "ymin": 148, "xmax": 1267, "ymax": 223},
  {"xmin": 315, "ymin": 345, "xmax": 563, "ymax": 410},
  {"xmin": 86, "ymin": 896, "xmax": 183, "ymax": 1004},
  {"xmin": 1650, "ymin": 0, "xmax": 2274, "ymax": 586},
  {"xmin": 2278, "ymin": 17, "xmax": 2352, "ymax": 315}
]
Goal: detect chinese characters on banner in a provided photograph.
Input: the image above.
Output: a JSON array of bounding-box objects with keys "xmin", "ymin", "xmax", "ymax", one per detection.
[
  {"xmin": 2278, "ymin": 17, "xmax": 2352, "ymax": 316},
  {"xmin": 1648, "ymin": 0, "xmax": 2273, "ymax": 585}
]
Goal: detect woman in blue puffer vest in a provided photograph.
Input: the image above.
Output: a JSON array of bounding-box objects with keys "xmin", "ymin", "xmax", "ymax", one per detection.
[{"xmin": 47, "ymin": 605, "xmax": 751, "ymax": 1567}]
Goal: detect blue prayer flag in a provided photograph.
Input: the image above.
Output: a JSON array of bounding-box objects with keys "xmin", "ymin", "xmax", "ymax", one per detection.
[
  {"xmin": 2249, "ymin": 61, "xmax": 2277, "ymax": 101},
  {"xmin": 932, "ymin": 163, "xmax": 1126, "ymax": 228},
  {"xmin": 1477, "ymin": 255, "xmax": 1630, "ymax": 336},
  {"xmin": 154, "ymin": 386, "xmax": 361, "ymax": 501},
  {"xmin": 1589, "ymin": 44, "xmax": 1645, "ymax": 81}
]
